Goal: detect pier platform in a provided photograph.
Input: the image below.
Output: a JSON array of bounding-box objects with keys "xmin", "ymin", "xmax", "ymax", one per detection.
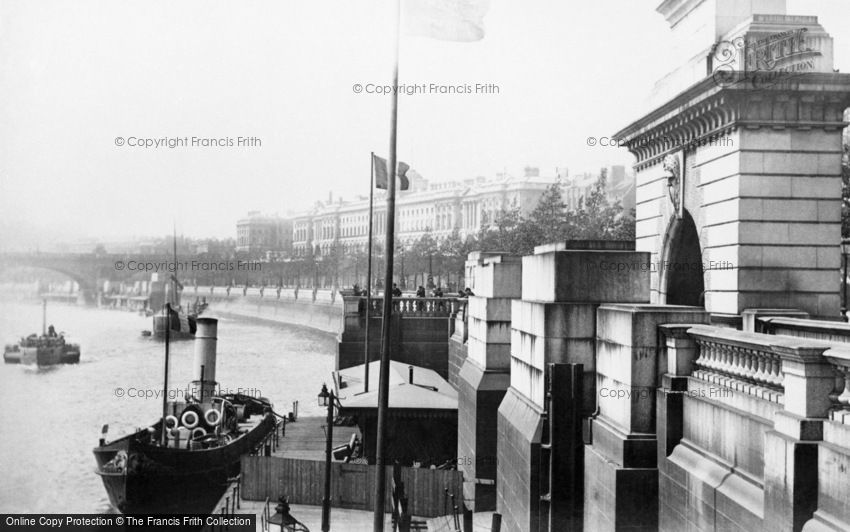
[{"xmin": 274, "ymin": 416, "xmax": 360, "ymax": 460}]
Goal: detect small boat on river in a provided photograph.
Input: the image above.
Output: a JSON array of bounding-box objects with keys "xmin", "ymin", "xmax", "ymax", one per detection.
[{"xmin": 3, "ymin": 300, "xmax": 80, "ymax": 366}]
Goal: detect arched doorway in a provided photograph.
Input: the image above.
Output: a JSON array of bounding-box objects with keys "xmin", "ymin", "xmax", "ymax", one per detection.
[{"xmin": 661, "ymin": 210, "xmax": 704, "ymax": 307}]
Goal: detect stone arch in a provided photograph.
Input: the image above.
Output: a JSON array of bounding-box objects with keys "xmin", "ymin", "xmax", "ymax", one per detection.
[
  {"xmin": 658, "ymin": 209, "xmax": 704, "ymax": 307},
  {"xmin": 0, "ymin": 263, "xmax": 94, "ymax": 293}
]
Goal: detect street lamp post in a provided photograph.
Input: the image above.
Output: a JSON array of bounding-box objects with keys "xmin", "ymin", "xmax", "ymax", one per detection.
[{"xmin": 318, "ymin": 384, "xmax": 334, "ymax": 532}]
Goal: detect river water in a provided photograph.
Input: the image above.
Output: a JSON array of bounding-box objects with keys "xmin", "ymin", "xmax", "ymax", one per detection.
[{"xmin": 0, "ymin": 300, "xmax": 337, "ymax": 513}]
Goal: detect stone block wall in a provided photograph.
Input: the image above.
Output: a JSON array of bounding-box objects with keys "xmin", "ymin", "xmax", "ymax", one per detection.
[
  {"xmin": 496, "ymin": 245, "xmax": 652, "ymax": 532},
  {"xmin": 458, "ymin": 253, "xmax": 522, "ymax": 511}
]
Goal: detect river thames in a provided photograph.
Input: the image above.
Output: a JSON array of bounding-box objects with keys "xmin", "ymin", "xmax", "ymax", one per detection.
[{"xmin": 0, "ymin": 299, "xmax": 337, "ymax": 513}]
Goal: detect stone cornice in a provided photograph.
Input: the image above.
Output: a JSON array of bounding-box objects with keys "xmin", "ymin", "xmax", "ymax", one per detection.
[
  {"xmin": 615, "ymin": 72, "xmax": 850, "ymax": 170},
  {"xmin": 656, "ymin": 0, "xmax": 705, "ymax": 29}
]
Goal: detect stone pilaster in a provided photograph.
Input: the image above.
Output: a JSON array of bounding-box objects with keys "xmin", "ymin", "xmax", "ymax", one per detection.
[
  {"xmin": 584, "ymin": 304, "xmax": 709, "ymax": 532},
  {"xmin": 763, "ymin": 343, "xmax": 833, "ymax": 532},
  {"xmin": 496, "ymin": 242, "xmax": 651, "ymax": 532},
  {"xmin": 457, "ymin": 253, "xmax": 521, "ymax": 511}
]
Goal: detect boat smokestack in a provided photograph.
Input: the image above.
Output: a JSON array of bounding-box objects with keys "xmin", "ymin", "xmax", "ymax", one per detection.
[{"xmin": 192, "ymin": 318, "xmax": 218, "ymax": 400}]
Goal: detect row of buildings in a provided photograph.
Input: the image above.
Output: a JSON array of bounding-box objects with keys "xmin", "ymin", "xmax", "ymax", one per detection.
[{"xmin": 235, "ymin": 166, "xmax": 635, "ymax": 259}]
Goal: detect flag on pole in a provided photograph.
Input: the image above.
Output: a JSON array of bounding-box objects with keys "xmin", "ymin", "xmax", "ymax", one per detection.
[
  {"xmin": 373, "ymin": 153, "xmax": 411, "ymax": 191},
  {"xmin": 165, "ymin": 305, "xmax": 195, "ymax": 334},
  {"xmin": 402, "ymin": 0, "xmax": 490, "ymax": 42}
]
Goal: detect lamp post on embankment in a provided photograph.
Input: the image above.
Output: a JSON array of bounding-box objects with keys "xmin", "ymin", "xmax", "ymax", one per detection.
[{"xmin": 318, "ymin": 383, "xmax": 334, "ymax": 532}]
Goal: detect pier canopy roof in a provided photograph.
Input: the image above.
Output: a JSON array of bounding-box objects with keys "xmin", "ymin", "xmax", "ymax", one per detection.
[{"xmin": 334, "ymin": 361, "xmax": 457, "ymax": 417}]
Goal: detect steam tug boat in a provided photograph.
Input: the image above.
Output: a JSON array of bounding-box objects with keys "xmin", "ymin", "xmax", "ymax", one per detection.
[
  {"xmin": 150, "ymin": 231, "xmax": 204, "ymax": 340},
  {"xmin": 4, "ymin": 301, "xmax": 80, "ymax": 366},
  {"xmin": 93, "ymin": 318, "xmax": 276, "ymax": 514},
  {"xmin": 3, "ymin": 334, "xmax": 81, "ymax": 365}
]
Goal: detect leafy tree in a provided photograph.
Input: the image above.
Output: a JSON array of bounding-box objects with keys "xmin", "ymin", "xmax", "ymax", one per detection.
[
  {"xmin": 476, "ymin": 207, "xmax": 523, "ymax": 254},
  {"xmin": 408, "ymin": 230, "xmax": 440, "ymax": 286},
  {"xmin": 440, "ymin": 229, "xmax": 477, "ymax": 281},
  {"xmin": 527, "ymin": 180, "xmax": 569, "ymax": 245},
  {"xmin": 570, "ymin": 168, "xmax": 633, "ymax": 240}
]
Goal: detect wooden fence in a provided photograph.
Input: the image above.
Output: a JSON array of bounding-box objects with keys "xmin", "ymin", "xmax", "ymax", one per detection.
[{"xmin": 241, "ymin": 456, "xmax": 463, "ymax": 517}]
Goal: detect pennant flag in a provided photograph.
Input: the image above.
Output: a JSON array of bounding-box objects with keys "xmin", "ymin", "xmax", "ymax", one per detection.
[
  {"xmin": 373, "ymin": 153, "xmax": 411, "ymax": 191},
  {"xmin": 402, "ymin": 0, "xmax": 490, "ymax": 42}
]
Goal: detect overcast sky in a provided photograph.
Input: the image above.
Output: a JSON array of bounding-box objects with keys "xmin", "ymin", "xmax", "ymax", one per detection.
[{"xmin": 1, "ymin": 0, "xmax": 848, "ymax": 249}]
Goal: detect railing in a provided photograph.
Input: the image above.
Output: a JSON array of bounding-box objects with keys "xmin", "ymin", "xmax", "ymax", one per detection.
[
  {"xmin": 687, "ymin": 326, "xmax": 785, "ymax": 403},
  {"xmin": 189, "ymin": 285, "xmax": 342, "ymax": 305},
  {"xmin": 359, "ymin": 296, "xmax": 466, "ymax": 318},
  {"xmin": 205, "ymin": 475, "xmax": 242, "ymax": 532},
  {"xmin": 680, "ymin": 326, "xmax": 850, "ymax": 417},
  {"xmin": 251, "ymin": 418, "xmax": 283, "ymax": 457}
]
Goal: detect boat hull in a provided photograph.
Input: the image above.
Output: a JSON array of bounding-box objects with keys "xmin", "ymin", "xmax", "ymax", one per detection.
[
  {"xmin": 93, "ymin": 414, "xmax": 275, "ymax": 514},
  {"xmin": 17, "ymin": 345, "xmax": 80, "ymax": 366}
]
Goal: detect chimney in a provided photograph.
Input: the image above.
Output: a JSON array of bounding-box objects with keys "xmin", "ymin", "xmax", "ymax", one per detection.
[
  {"xmin": 191, "ymin": 318, "xmax": 218, "ymax": 401},
  {"xmin": 524, "ymin": 166, "xmax": 540, "ymax": 178}
]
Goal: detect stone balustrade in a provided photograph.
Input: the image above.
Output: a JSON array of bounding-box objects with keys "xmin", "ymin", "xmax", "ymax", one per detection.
[
  {"xmin": 672, "ymin": 325, "xmax": 850, "ymax": 420},
  {"xmin": 357, "ymin": 296, "xmax": 465, "ymax": 318},
  {"xmin": 657, "ymin": 322, "xmax": 850, "ymax": 532},
  {"xmin": 822, "ymin": 347, "xmax": 850, "ymax": 425},
  {"xmin": 688, "ymin": 326, "xmax": 785, "ymax": 403}
]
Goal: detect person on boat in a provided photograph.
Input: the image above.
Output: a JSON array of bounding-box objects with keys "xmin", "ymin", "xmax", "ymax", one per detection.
[
  {"xmin": 47, "ymin": 325, "xmax": 57, "ymax": 337},
  {"xmin": 465, "ymin": 287, "xmax": 475, "ymax": 297}
]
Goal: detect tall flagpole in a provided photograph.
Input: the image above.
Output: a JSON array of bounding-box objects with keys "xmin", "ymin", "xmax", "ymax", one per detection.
[
  {"xmin": 364, "ymin": 152, "xmax": 376, "ymax": 393},
  {"xmin": 373, "ymin": 0, "xmax": 401, "ymax": 528}
]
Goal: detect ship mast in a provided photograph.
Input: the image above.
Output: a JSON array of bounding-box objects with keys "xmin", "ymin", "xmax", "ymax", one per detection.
[
  {"xmin": 171, "ymin": 224, "xmax": 179, "ymax": 308},
  {"xmin": 160, "ymin": 302, "xmax": 171, "ymax": 446}
]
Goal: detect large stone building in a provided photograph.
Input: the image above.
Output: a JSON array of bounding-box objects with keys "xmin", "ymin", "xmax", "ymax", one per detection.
[
  {"xmin": 240, "ymin": 166, "xmax": 635, "ymax": 261},
  {"xmin": 235, "ymin": 211, "xmax": 292, "ymax": 257},
  {"xmin": 290, "ymin": 168, "xmax": 558, "ymax": 257}
]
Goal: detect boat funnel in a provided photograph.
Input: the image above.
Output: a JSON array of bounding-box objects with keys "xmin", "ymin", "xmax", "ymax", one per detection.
[{"xmin": 192, "ymin": 318, "xmax": 218, "ymax": 400}]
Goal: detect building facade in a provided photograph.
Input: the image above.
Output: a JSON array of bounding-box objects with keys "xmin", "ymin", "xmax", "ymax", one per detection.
[
  {"xmin": 291, "ymin": 169, "xmax": 559, "ymax": 257},
  {"xmin": 235, "ymin": 211, "xmax": 292, "ymax": 257},
  {"xmin": 240, "ymin": 165, "xmax": 636, "ymax": 260}
]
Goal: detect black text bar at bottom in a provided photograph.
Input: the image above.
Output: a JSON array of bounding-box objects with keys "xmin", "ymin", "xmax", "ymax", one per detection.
[{"xmin": 2, "ymin": 514, "xmax": 255, "ymax": 532}]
